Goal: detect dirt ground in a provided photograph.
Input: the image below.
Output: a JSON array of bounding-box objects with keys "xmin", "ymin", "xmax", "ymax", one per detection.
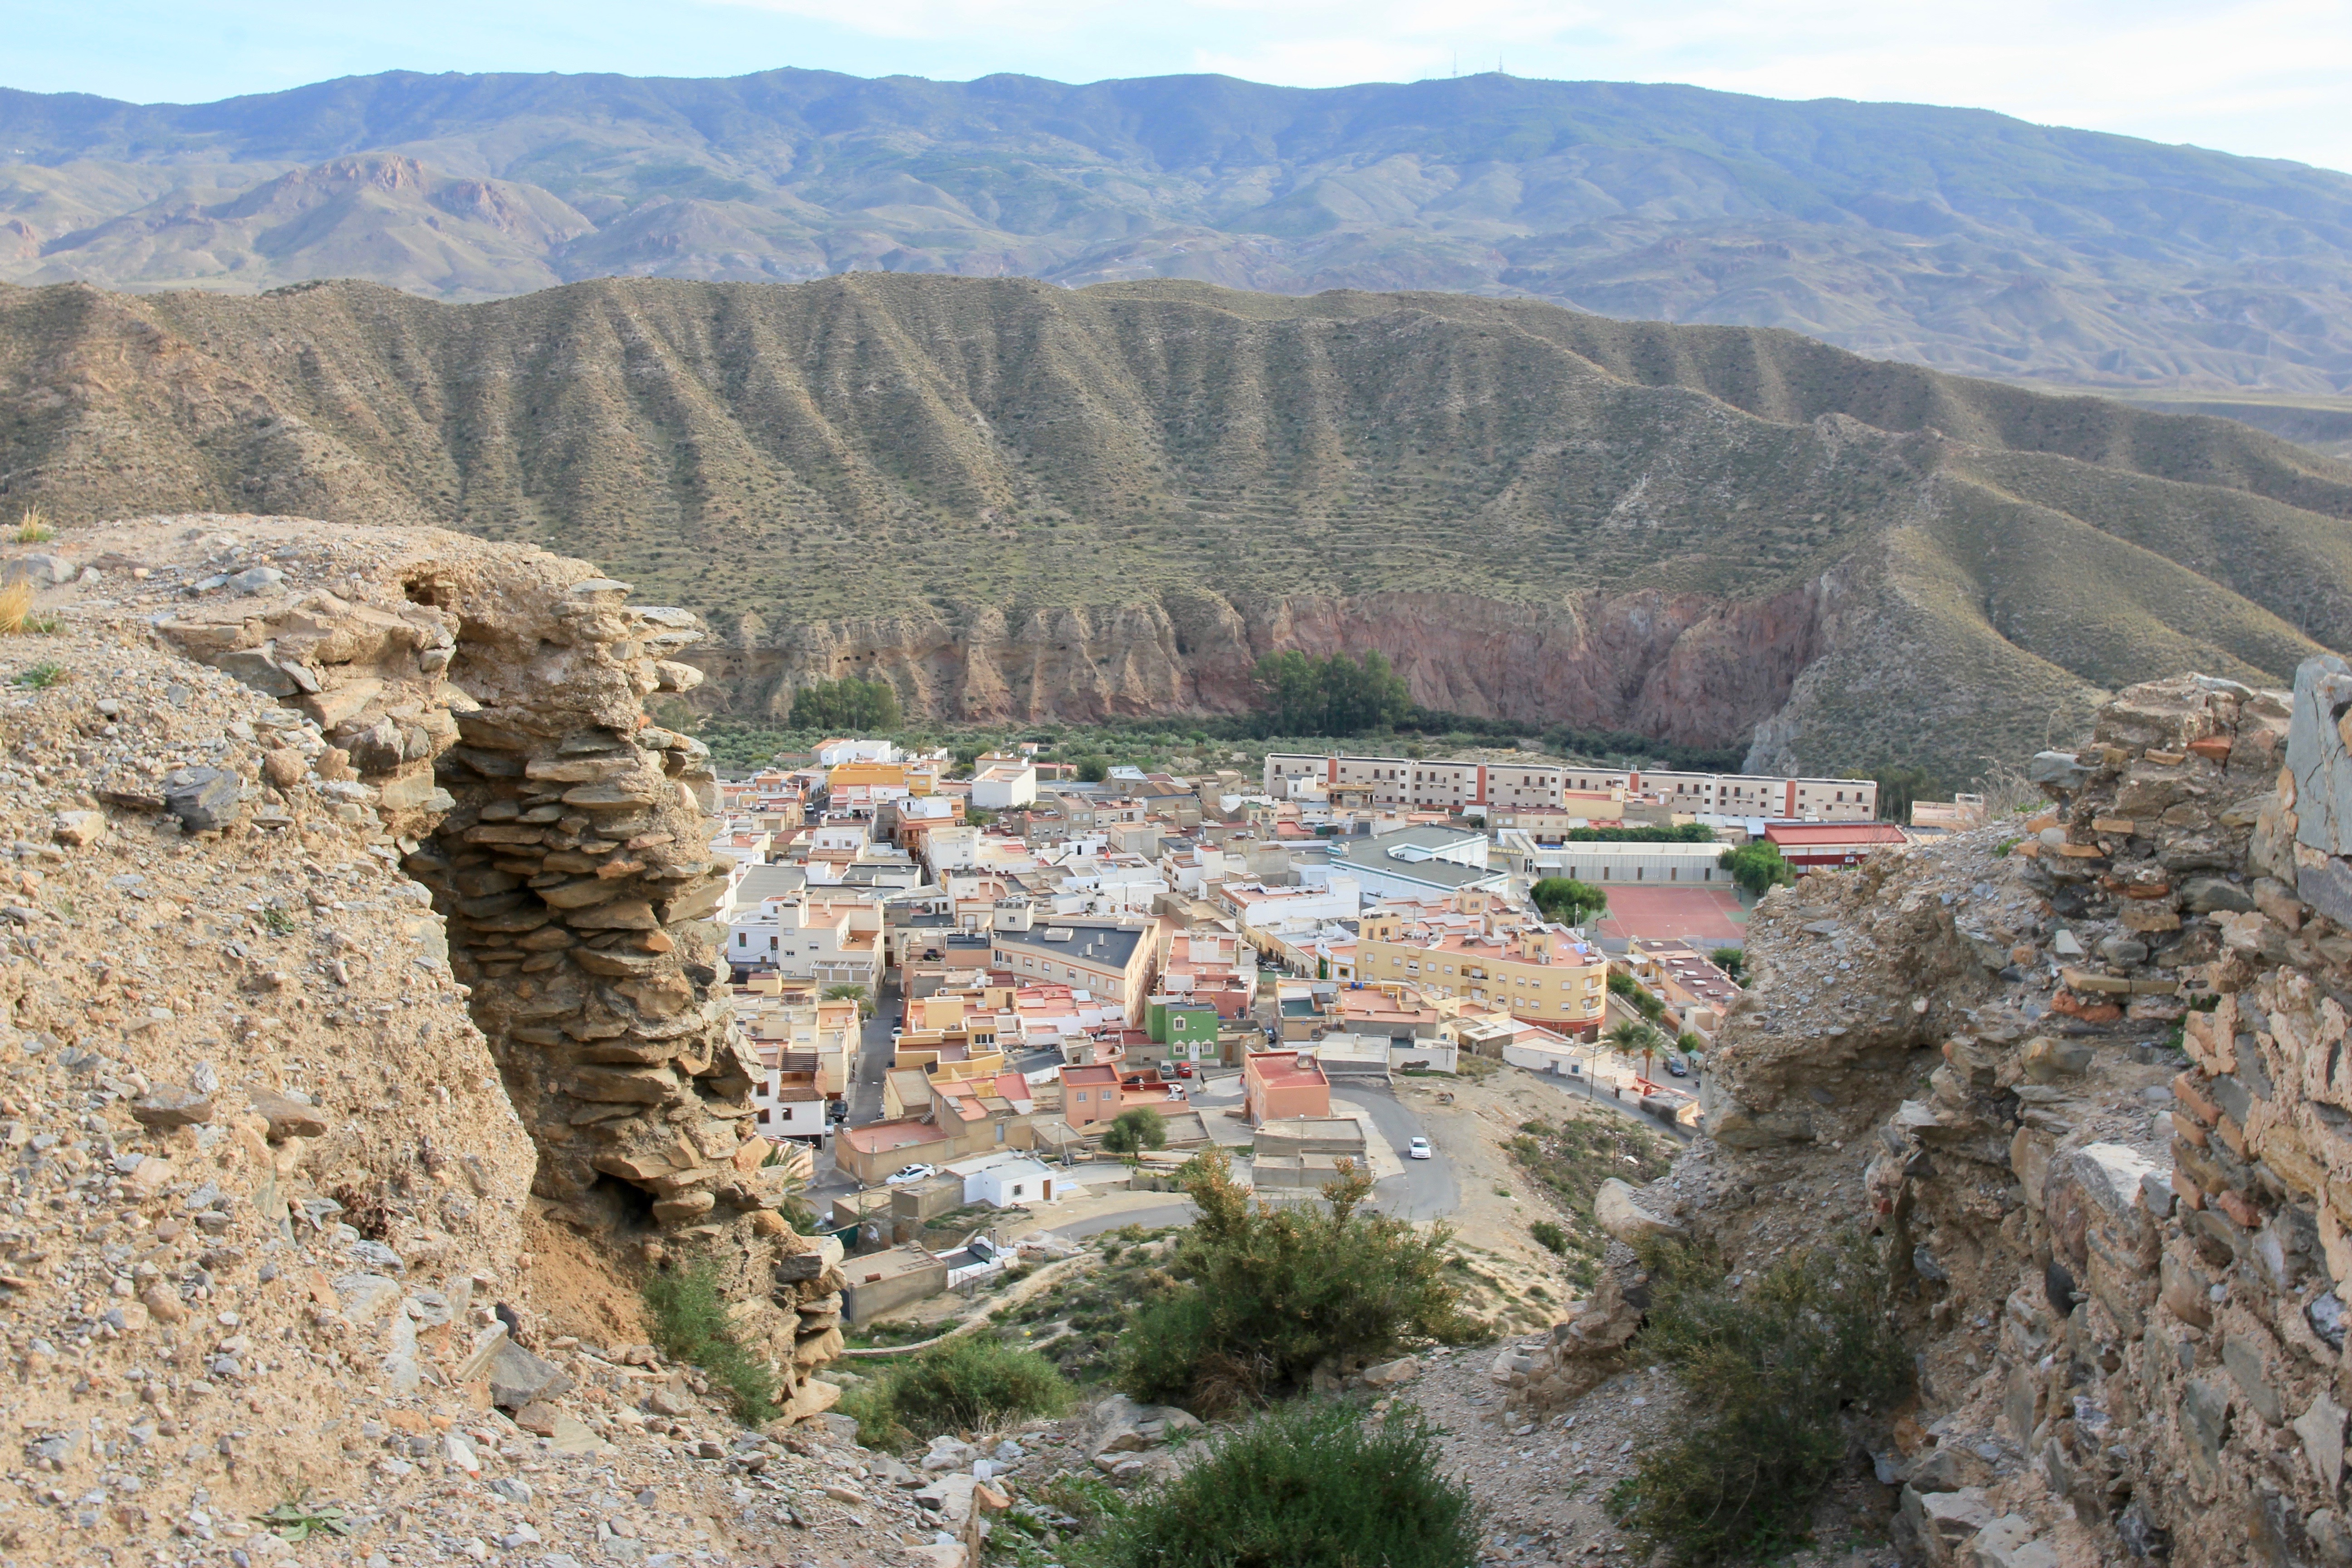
[{"xmin": 1396, "ymin": 1062, "xmax": 1681, "ymax": 1333}]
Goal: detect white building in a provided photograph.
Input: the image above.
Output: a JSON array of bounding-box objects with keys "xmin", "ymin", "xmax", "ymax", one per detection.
[
  {"xmin": 1329, "ymin": 827, "xmax": 1507, "ymax": 902},
  {"xmin": 946, "ymin": 1151, "xmax": 1060, "ymax": 1208},
  {"xmin": 726, "ymin": 897, "xmax": 883, "ymax": 987},
  {"xmin": 815, "ymin": 738, "xmax": 901, "ymax": 766},
  {"xmin": 971, "ymin": 763, "xmax": 1039, "ymax": 811},
  {"xmin": 1212, "ymin": 874, "xmax": 1364, "ymax": 933}
]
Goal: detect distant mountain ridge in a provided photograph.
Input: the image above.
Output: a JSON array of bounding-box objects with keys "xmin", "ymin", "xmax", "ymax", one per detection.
[
  {"xmin": 3, "ymin": 69, "xmax": 2351, "ymax": 391},
  {"xmin": 5, "ymin": 271, "xmax": 2350, "ymax": 785}
]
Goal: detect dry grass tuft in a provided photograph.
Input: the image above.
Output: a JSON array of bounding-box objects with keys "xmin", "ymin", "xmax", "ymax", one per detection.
[
  {"xmin": 0, "ymin": 579, "xmax": 36, "ymax": 635},
  {"xmin": 12, "ymin": 505, "xmax": 54, "ymax": 544}
]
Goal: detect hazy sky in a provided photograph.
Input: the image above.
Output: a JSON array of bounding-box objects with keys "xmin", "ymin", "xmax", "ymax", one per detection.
[{"xmin": 11, "ymin": 0, "xmax": 2352, "ymax": 174}]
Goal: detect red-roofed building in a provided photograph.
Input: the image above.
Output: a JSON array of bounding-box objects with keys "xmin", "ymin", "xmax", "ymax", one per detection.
[
  {"xmin": 1062, "ymin": 1064, "xmax": 1123, "ymax": 1132},
  {"xmin": 1763, "ymin": 821, "xmax": 1908, "ymax": 872},
  {"xmin": 1243, "ymin": 1049, "xmax": 1332, "ymax": 1126}
]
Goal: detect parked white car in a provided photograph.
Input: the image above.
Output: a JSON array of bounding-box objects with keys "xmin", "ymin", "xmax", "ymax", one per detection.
[
  {"xmin": 1406, "ymin": 1136, "xmax": 1433, "ymax": 1161},
  {"xmin": 883, "ymin": 1163, "xmax": 936, "ymax": 1186}
]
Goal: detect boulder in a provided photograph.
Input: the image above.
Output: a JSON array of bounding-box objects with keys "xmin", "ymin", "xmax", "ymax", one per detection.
[
  {"xmin": 1083, "ymin": 1394, "xmax": 1202, "ymax": 1459},
  {"xmin": 1969, "ymin": 1515, "xmax": 2060, "ymax": 1568},
  {"xmin": 1360, "ymin": 1356, "xmax": 1421, "ymax": 1388},
  {"xmin": 488, "ymin": 1342, "xmax": 574, "ymax": 1411},
  {"xmin": 248, "ymin": 1088, "xmax": 327, "ymax": 1140},
  {"xmin": 1595, "ymin": 1178, "xmax": 1683, "ymax": 1242},
  {"xmin": 162, "ymin": 766, "xmax": 241, "ymax": 832},
  {"xmin": 1898, "ymin": 1485, "xmax": 1994, "ymax": 1567},
  {"xmin": 130, "ymin": 1085, "xmax": 214, "ymax": 1129},
  {"xmin": 51, "ymin": 809, "xmax": 107, "ymax": 848}
]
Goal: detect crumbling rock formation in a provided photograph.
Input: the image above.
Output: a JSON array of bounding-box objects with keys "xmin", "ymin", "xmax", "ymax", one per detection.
[
  {"xmin": 158, "ymin": 531, "xmax": 847, "ymax": 1419},
  {"xmin": 1513, "ymin": 665, "xmax": 2352, "ymax": 1564}
]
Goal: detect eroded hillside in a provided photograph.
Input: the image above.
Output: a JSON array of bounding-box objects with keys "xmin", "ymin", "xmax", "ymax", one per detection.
[{"xmin": 4, "ymin": 276, "xmax": 2351, "ymax": 781}]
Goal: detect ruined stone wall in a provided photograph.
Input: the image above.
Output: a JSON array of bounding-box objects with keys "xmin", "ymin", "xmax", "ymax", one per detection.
[
  {"xmin": 1506, "ymin": 665, "xmax": 2352, "ymax": 1566},
  {"xmin": 157, "ymin": 527, "xmax": 846, "ymax": 1421}
]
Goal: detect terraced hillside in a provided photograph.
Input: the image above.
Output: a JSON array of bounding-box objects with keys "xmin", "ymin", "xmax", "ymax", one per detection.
[
  {"xmin": 5, "ymin": 69, "xmax": 2352, "ymax": 391},
  {"xmin": 3, "ymin": 272, "xmax": 2349, "ymax": 783}
]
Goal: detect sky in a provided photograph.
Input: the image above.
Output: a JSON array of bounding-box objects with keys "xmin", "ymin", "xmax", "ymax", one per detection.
[{"xmin": 8, "ymin": 0, "xmax": 2352, "ymax": 174}]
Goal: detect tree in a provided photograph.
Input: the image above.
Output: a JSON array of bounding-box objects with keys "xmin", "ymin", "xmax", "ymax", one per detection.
[
  {"xmin": 1868, "ymin": 765, "xmax": 1935, "ymax": 823},
  {"xmin": 1709, "ymin": 946, "xmax": 1747, "ymax": 983},
  {"xmin": 1529, "ymin": 876, "xmax": 1608, "ymax": 926},
  {"xmin": 1249, "ymin": 649, "xmax": 1412, "ymax": 736},
  {"xmin": 789, "ymin": 675, "xmax": 902, "ymax": 732},
  {"xmin": 1099, "ymin": 1107, "xmax": 1168, "ymax": 1155},
  {"xmin": 1608, "ymin": 1019, "xmax": 1663, "ymax": 1082},
  {"xmin": 1076, "ymin": 755, "xmax": 1110, "ymax": 784},
  {"xmin": 1720, "ymin": 840, "xmax": 1795, "ymax": 897},
  {"xmin": 823, "ymin": 983, "xmax": 876, "ymax": 1020}
]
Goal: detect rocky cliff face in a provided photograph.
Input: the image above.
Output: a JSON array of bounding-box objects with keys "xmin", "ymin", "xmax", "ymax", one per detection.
[
  {"xmin": 1510, "ymin": 664, "xmax": 2352, "ymax": 1566},
  {"xmin": 698, "ymin": 583, "xmax": 1830, "ymax": 744}
]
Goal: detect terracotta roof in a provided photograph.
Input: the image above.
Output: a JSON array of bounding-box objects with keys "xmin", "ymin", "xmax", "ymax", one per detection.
[
  {"xmin": 839, "ymin": 1117, "xmax": 947, "ymax": 1154},
  {"xmin": 1764, "ymin": 823, "xmax": 1905, "ymax": 846}
]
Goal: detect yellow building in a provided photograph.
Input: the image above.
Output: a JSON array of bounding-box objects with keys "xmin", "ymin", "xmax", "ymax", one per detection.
[{"xmin": 1355, "ymin": 922, "xmax": 1607, "ymax": 1037}]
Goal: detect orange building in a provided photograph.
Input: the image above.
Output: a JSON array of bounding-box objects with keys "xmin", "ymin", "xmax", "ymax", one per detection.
[{"xmin": 1062, "ymin": 1064, "xmax": 1124, "ymax": 1132}]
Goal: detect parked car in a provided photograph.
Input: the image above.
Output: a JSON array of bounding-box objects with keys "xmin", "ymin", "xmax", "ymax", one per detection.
[
  {"xmin": 883, "ymin": 1163, "xmax": 936, "ymax": 1186},
  {"xmin": 1664, "ymin": 1055, "xmax": 1690, "ymax": 1078},
  {"xmin": 1406, "ymin": 1136, "xmax": 1433, "ymax": 1160},
  {"xmin": 1173, "ymin": 1062, "xmax": 1196, "ymax": 1078}
]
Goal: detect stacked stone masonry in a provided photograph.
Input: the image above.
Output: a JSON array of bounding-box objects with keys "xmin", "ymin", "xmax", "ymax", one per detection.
[
  {"xmin": 157, "ymin": 536, "xmax": 847, "ymax": 1421},
  {"xmin": 1499, "ymin": 664, "xmax": 2352, "ymax": 1566}
]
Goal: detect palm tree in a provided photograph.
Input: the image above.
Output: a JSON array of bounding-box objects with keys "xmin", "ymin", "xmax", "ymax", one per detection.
[
  {"xmin": 823, "ymin": 983, "xmax": 876, "ymax": 1020},
  {"xmin": 1607, "ymin": 1019, "xmax": 1662, "ymax": 1082}
]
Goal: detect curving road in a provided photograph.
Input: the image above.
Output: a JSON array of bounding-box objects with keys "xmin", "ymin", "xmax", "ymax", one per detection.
[{"xmin": 1330, "ymin": 1083, "xmax": 1458, "ymax": 1221}]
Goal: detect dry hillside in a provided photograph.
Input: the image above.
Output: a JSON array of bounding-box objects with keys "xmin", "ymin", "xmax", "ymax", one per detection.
[{"xmin": 3, "ymin": 274, "xmax": 2351, "ymax": 781}]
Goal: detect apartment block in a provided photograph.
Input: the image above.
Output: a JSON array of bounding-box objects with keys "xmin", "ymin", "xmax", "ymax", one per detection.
[
  {"xmin": 1354, "ymin": 921, "xmax": 1608, "ymax": 1036},
  {"xmin": 1263, "ymin": 752, "xmax": 1878, "ymax": 821}
]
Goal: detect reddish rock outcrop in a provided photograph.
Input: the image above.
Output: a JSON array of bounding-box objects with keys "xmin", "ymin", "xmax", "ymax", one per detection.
[{"xmin": 692, "ymin": 582, "xmax": 1829, "ymax": 747}]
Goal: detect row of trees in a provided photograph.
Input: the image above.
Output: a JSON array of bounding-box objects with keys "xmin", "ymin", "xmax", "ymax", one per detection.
[{"xmin": 788, "ymin": 674, "xmax": 902, "ymax": 731}]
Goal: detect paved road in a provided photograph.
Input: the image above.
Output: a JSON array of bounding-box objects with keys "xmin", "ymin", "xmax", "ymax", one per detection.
[
  {"xmin": 1540, "ymin": 1062, "xmax": 1699, "ymax": 1144},
  {"xmin": 1330, "ymin": 1083, "xmax": 1458, "ymax": 1220},
  {"xmin": 808, "ymin": 976, "xmax": 905, "ymax": 1197},
  {"xmin": 847, "ymin": 975, "xmax": 901, "ymax": 1125},
  {"xmin": 1055, "ymin": 1201, "xmax": 1197, "ymax": 1239}
]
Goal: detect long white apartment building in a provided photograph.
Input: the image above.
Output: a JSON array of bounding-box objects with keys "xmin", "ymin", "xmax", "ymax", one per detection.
[{"xmin": 1263, "ymin": 753, "xmax": 1877, "ymax": 822}]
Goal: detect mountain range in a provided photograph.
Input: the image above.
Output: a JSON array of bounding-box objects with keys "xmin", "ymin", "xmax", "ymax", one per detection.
[
  {"xmin": 4, "ymin": 69, "xmax": 2352, "ymax": 393},
  {"xmin": 5, "ymin": 271, "xmax": 2349, "ymax": 785}
]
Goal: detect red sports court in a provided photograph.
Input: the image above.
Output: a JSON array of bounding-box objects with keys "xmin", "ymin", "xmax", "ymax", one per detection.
[{"xmin": 1592, "ymin": 886, "xmax": 1748, "ymax": 946}]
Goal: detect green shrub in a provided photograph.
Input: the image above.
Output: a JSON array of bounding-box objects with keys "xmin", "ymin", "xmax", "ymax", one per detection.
[
  {"xmin": 1708, "ymin": 947, "xmax": 1745, "ymax": 983},
  {"xmin": 1529, "ymin": 1220, "xmax": 1568, "ymax": 1254},
  {"xmin": 1609, "ymin": 1235, "xmax": 1911, "ymax": 1564},
  {"xmin": 1093, "ymin": 1398, "xmax": 1481, "ymax": 1568},
  {"xmin": 1117, "ymin": 1148, "xmax": 1474, "ymax": 1412},
  {"xmin": 835, "ymin": 1334, "xmax": 1072, "ymax": 1450},
  {"xmin": 641, "ymin": 1264, "xmax": 780, "ymax": 1424}
]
